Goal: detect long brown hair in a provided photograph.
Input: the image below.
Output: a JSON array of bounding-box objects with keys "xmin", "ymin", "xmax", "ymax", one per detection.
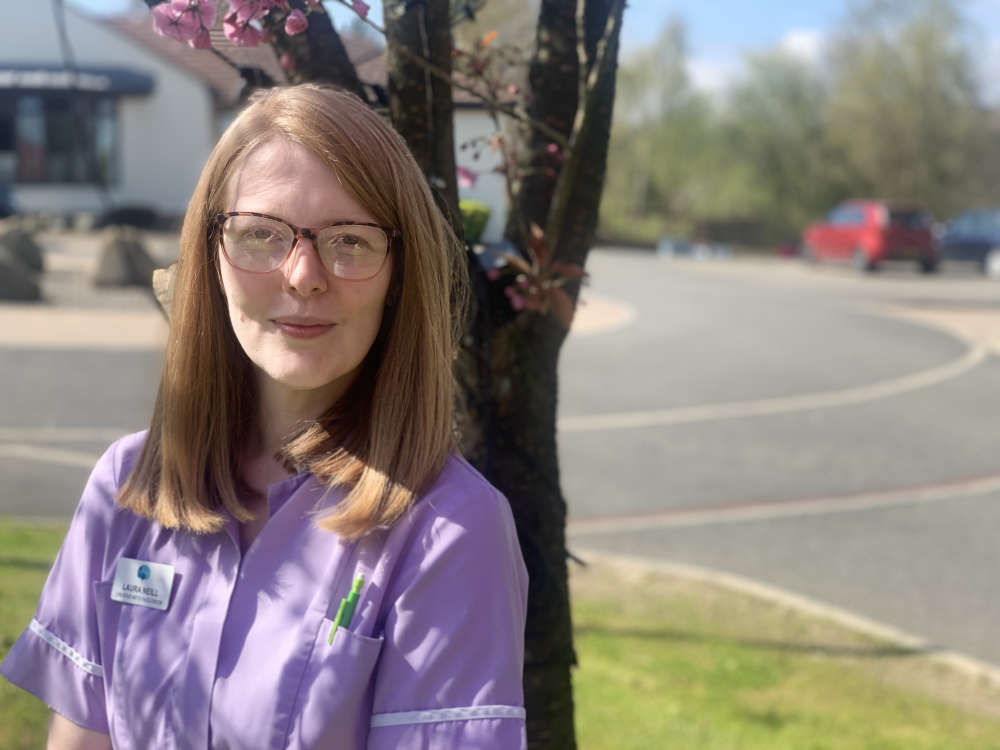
[{"xmin": 118, "ymin": 85, "xmax": 468, "ymax": 538}]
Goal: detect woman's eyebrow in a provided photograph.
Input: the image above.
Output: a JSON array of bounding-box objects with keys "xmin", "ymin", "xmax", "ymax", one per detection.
[{"xmin": 316, "ymin": 218, "xmax": 375, "ymax": 226}]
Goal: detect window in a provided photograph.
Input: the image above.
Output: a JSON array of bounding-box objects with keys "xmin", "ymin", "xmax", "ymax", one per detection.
[
  {"xmin": 829, "ymin": 205, "xmax": 864, "ymax": 226},
  {"xmin": 0, "ymin": 93, "xmax": 118, "ymax": 185},
  {"xmin": 845, "ymin": 207, "xmax": 866, "ymax": 225},
  {"xmin": 0, "ymin": 98, "xmax": 14, "ymax": 182},
  {"xmin": 888, "ymin": 209, "xmax": 931, "ymax": 230},
  {"xmin": 949, "ymin": 215, "xmax": 973, "ymax": 235}
]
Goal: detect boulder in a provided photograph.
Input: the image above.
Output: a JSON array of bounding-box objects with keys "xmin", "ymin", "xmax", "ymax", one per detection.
[
  {"xmin": 152, "ymin": 263, "xmax": 176, "ymax": 320},
  {"xmin": 92, "ymin": 228, "xmax": 158, "ymax": 288},
  {"xmin": 0, "ymin": 246, "xmax": 41, "ymax": 301},
  {"xmin": 0, "ymin": 228, "xmax": 44, "ymax": 272}
]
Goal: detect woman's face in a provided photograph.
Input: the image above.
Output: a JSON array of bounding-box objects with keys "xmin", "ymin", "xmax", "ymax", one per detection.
[{"xmin": 218, "ymin": 139, "xmax": 393, "ymax": 409}]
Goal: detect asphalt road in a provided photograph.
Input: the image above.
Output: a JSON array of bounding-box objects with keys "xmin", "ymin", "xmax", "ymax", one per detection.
[
  {"xmin": 4, "ymin": 237, "xmax": 1000, "ymax": 671},
  {"xmin": 561, "ymin": 250, "xmax": 1000, "ymax": 669},
  {"xmin": 0, "ymin": 231, "xmax": 166, "ymax": 515}
]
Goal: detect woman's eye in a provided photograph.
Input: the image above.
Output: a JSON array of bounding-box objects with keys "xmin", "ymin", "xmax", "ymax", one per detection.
[
  {"xmin": 327, "ymin": 234, "xmax": 370, "ymax": 252},
  {"xmin": 236, "ymin": 225, "xmax": 285, "ymax": 246}
]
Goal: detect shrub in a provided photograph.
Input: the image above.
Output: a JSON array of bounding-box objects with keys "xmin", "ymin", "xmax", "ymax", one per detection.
[{"xmin": 460, "ymin": 199, "xmax": 491, "ymax": 243}]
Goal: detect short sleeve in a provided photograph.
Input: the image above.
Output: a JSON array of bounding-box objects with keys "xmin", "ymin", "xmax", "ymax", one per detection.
[
  {"xmin": 368, "ymin": 470, "xmax": 529, "ymax": 749},
  {"xmin": 0, "ymin": 439, "xmax": 126, "ymax": 734}
]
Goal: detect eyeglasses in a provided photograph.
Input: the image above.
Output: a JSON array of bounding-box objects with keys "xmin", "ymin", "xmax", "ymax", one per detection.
[{"xmin": 215, "ymin": 212, "xmax": 394, "ymax": 281}]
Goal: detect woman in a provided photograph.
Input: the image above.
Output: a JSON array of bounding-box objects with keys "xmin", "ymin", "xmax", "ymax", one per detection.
[{"xmin": 1, "ymin": 85, "xmax": 528, "ymax": 749}]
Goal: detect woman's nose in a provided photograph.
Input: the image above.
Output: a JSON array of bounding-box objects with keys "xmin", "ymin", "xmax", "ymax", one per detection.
[{"xmin": 283, "ymin": 236, "xmax": 328, "ymax": 296}]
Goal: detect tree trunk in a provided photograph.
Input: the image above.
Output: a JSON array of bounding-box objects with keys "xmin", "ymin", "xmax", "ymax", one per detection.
[
  {"xmin": 384, "ymin": 0, "xmax": 461, "ymax": 222},
  {"xmin": 488, "ymin": 316, "xmax": 576, "ymax": 749},
  {"xmin": 553, "ymin": 0, "xmax": 623, "ymax": 270},
  {"xmin": 505, "ymin": 0, "xmax": 578, "ymax": 247},
  {"xmin": 490, "ymin": 2, "xmax": 626, "ymax": 748}
]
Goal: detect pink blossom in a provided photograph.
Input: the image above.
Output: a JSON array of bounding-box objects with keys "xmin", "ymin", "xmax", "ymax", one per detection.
[
  {"xmin": 229, "ymin": 0, "xmax": 278, "ymax": 23},
  {"xmin": 152, "ymin": 0, "xmax": 217, "ymax": 44},
  {"xmin": 284, "ymin": 8, "xmax": 308, "ymax": 35},
  {"xmin": 193, "ymin": 0, "xmax": 217, "ymax": 27},
  {"xmin": 223, "ymin": 11, "xmax": 265, "ymax": 46},
  {"xmin": 456, "ymin": 166, "xmax": 477, "ymax": 189},
  {"xmin": 230, "ymin": 0, "xmax": 260, "ymax": 22},
  {"xmin": 279, "ymin": 52, "xmax": 296, "ymax": 72},
  {"xmin": 187, "ymin": 28, "xmax": 212, "ymax": 48},
  {"xmin": 486, "ymin": 268, "xmax": 501, "ymax": 281},
  {"xmin": 504, "ymin": 286, "xmax": 525, "ymax": 311},
  {"xmin": 351, "ymin": 0, "xmax": 370, "ymax": 20},
  {"xmin": 546, "ymin": 143, "xmax": 560, "ymax": 154},
  {"xmin": 152, "ymin": 0, "xmax": 199, "ymax": 42}
]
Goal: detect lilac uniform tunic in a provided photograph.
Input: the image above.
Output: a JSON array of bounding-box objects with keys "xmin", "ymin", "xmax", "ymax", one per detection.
[{"xmin": 1, "ymin": 432, "xmax": 529, "ymax": 748}]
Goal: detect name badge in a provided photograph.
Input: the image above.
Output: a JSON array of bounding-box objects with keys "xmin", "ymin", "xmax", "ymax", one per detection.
[{"xmin": 110, "ymin": 557, "xmax": 175, "ymax": 611}]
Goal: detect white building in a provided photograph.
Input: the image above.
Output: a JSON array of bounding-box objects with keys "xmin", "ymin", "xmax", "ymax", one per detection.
[
  {"xmin": 0, "ymin": 4, "xmax": 251, "ymax": 220},
  {"xmin": 453, "ymin": 105, "xmax": 507, "ymax": 243},
  {"xmin": 0, "ymin": 4, "xmax": 506, "ymax": 239}
]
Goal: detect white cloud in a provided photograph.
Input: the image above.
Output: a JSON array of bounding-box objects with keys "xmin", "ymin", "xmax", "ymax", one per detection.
[
  {"xmin": 777, "ymin": 28, "xmax": 826, "ymax": 64},
  {"xmin": 684, "ymin": 30, "xmax": 826, "ymax": 98},
  {"xmin": 686, "ymin": 56, "xmax": 741, "ymax": 95}
]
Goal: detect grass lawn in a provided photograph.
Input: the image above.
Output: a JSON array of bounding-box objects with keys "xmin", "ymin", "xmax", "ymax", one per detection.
[
  {"xmin": 571, "ymin": 555, "xmax": 1000, "ymax": 749},
  {"xmin": 0, "ymin": 521, "xmax": 67, "ymax": 749},
  {"xmin": 3, "ymin": 521, "xmax": 1000, "ymax": 749}
]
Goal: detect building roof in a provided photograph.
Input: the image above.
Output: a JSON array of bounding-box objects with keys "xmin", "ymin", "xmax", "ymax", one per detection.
[
  {"xmin": 99, "ymin": 11, "xmax": 287, "ymax": 108},
  {"xmin": 350, "ymin": 45, "xmax": 487, "ymax": 108}
]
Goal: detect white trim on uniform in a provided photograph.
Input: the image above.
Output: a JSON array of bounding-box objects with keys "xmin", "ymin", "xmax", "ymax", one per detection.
[
  {"xmin": 29, "ymin": 618, "xmax": 104, "ymax": 678},
  {"xmin": 370, "ymin": 705, "xmax": 526, "ymax": 728}
]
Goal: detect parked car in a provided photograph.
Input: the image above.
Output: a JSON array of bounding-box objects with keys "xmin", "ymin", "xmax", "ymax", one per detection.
[
  {"xmin": 936, "ymin": 209, "xmax": 1000, "ymax": 278},
  {"xmin": 656, "ymin": 236, "xmax": 692, "ymax": 256},
  {"xmin": 801, "ymin": 200, "xmax": 938, "ymax": 273}
]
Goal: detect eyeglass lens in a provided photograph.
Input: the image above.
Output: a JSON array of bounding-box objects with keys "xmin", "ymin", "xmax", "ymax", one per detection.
[{"xmin": 221, "ymin": 214, "xmax": 388, "ymax": 280}]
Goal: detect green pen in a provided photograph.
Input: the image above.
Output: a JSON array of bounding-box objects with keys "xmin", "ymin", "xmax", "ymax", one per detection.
[{"xmin": 328, "ymin": 575, "xmax": 364, "ymax": 644}]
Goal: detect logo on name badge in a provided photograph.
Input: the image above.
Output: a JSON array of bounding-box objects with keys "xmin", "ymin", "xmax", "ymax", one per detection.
[{"xmin": 110, "ymin": 557, "xmax": 175, "ymax": 611}]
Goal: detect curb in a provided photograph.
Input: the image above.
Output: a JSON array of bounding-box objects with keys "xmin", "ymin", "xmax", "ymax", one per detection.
[{"xmin": 572, "ymin": 548, "xmax": 1000, "ymax": 690}]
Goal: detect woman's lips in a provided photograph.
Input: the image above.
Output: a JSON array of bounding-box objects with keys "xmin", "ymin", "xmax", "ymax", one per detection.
[{"xmin": 273, "ymin": 319, "xmax": 335, "ymax": 339}]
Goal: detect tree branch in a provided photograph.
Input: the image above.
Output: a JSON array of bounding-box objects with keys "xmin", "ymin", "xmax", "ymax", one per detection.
[
  {"xmin": 330, "ymin": 0, "xmax": 569, "ymax": 146},
  {"xmin": 543, "ymin": 0, "xmax": 625, "ymax": 256}
]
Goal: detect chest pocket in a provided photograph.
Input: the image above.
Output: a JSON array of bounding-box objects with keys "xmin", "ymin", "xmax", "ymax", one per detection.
[{"xmin": 284, "ymin": 618, "xmax": 384, "ymax": 750}]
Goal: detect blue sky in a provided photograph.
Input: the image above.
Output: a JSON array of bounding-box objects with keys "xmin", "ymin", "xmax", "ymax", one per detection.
[{"xmin": 73, "ymin": 0, "xmax": 1000, "ymax": 99}]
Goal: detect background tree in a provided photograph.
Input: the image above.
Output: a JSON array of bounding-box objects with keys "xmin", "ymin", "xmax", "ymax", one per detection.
[
  {"xmin": 719, "ymin": 50, "xmax": 843, "ymax": 239},
  {"xmin": 825, "ymin": 0, "xmax": 996, "ymax": 218},
  {"xmin": 601, "ymin": 0, "xmax": 1000, "ymax": 247},
  {"xmin": 600, "ymin": 19, "xmax": 716, "ymax": 241},
  {"xmin": 143, "ymin": 0, "xmax": 626, "ymax": 746}
]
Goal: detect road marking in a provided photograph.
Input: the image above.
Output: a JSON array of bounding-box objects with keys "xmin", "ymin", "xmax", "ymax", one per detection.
[
  {"xmin": 559, "ymin": 343, "xmax": 987, "ymax": 433},
  {"xmin": 569, "ymin": 291, "xmax": 637, "ymax": 337},
  {"xmin": 0, "ymin": 442, "xmax": 100, "ymax": 469},
  {"xmin": 567, "ymin": 472, "xmax": 1000, "ymax": 535},
  {"xmin": 0, "ymin": 427, "xmax": 132, "ymax": 443}
]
